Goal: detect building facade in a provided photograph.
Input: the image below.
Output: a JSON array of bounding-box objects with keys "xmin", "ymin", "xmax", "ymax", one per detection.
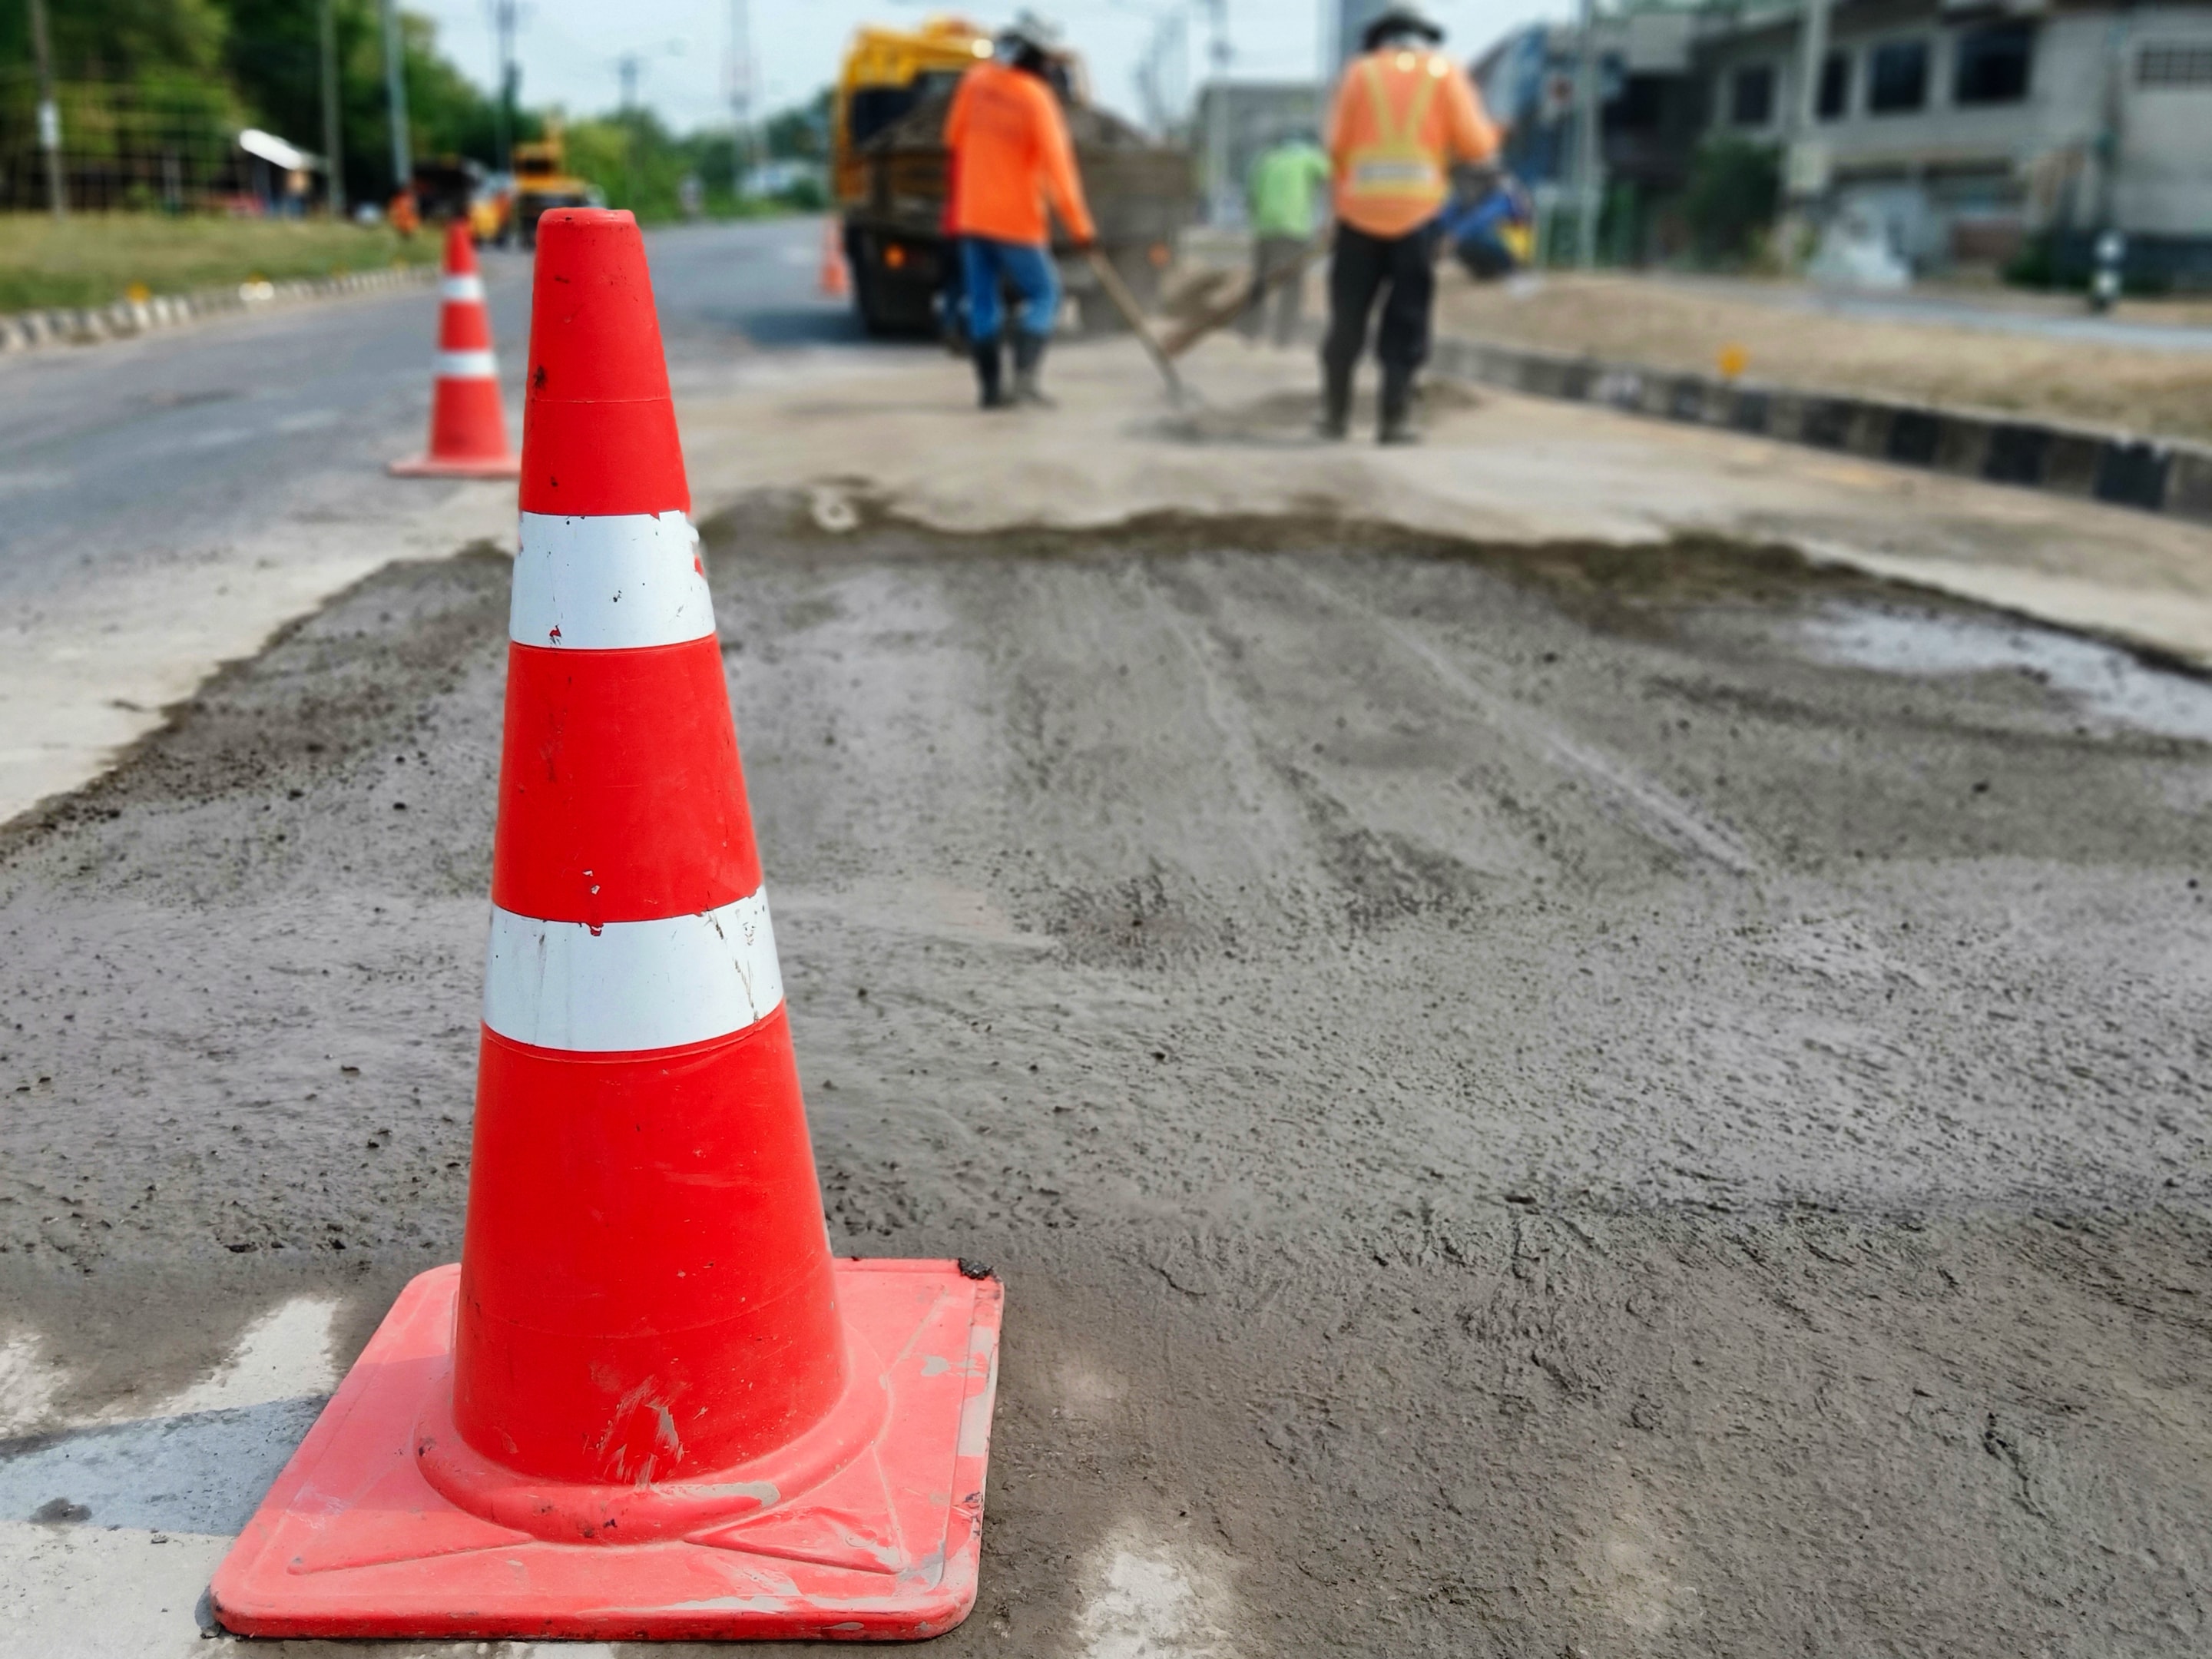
[
  {"xmin": 1190, "ymin": 81, "xmax": 1327, "ymax": 224},
  {"xmin": 1475, "ymin": 0, "xmax": 2212, "ymax": 283}
]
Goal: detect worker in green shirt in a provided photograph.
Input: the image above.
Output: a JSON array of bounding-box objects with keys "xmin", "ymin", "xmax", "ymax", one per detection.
[{"xmin": 1243, "ymin": 130, "xmax": 1332, "ymax": 346}]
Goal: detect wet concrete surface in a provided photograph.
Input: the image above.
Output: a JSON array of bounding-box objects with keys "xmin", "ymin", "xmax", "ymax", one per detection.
[{"xmin": 2, "ymin": 498, "xmax": 2210, "ymax": 1655}]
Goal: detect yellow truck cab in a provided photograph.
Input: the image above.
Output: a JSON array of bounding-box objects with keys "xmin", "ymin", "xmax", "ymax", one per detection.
[{"xmin": 512, "ymin": 125, "xmax": 603, "ymax": 247}]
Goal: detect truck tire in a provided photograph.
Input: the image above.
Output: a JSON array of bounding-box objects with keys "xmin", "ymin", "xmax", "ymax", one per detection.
[{"xmin": 856, "ymin": 262, "xmax": 939, "ymax": 337}]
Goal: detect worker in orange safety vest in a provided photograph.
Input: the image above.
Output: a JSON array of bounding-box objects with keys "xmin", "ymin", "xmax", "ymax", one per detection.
[
  {"xmin": 1320, "ymin": 5, "xmax": 1500, "ymax": 443},
  {"xmin": 944, "ymin": 14, "xmax": 1098, "ymax": 409}
]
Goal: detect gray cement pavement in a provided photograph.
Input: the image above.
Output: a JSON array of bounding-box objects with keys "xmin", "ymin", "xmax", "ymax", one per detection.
[{"xmin": 2, "ymin": 218, "xmax": 2210, "ymax": 1657}]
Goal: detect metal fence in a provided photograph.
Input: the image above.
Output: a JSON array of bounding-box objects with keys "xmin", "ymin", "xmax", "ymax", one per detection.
[{"xmin": 0, "ymin": 71, "xmax": 266, "ymax": 214}]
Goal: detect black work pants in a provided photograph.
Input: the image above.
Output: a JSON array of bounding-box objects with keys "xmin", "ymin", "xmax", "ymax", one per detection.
[{"xmin": 1322, "ymin": 220, "xmax": 1439, "ymax": 379}]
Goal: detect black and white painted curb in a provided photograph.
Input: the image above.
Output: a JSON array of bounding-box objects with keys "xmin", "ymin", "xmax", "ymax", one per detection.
[
  {"xmin": 0, "ymin": 263, "xmax": 437, "ymax": 355},
  {"xmin": 1425, "ymin": 334, "xmax": 2212, "ymax": 528}
]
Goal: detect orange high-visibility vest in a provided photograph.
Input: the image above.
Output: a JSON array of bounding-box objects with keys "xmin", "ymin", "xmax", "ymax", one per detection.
[{"xmin": 1328, "ymin": 48, "xmax": 1500, "ymax": 239}]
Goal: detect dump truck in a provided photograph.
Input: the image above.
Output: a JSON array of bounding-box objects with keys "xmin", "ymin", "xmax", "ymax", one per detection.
[
  {"xmin": 511, "ymin": 124, "xmax": 602, "ymax": 247},
  {"xmin": 411, "ymin": 155, "xmax": 512, "ymax": 244},
  {"xmin": 832, "ymin": 16, "xmax": 1193, "ymax": 336}
]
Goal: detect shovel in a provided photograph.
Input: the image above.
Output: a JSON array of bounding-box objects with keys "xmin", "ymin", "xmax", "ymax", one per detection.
[{"xmin": 1082, "ymin": 247, "xmax": 1194, "ymax": 407}]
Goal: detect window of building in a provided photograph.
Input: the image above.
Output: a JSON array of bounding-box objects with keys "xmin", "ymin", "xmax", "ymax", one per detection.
[
  {"xmin": 1611, "ymin": 74, "xmax": 1668, "ymax": 132},
  {"xmin": 1867, "ymin": 39, "xmax": 1929, "ymax": 114},
  {"xmin": 1817, "ymin": 50, "xmax": 1851, "ymax": 118},
  {"xmin": 1730, "ymin": 62, "xmax": 1776, "ymax": 126},
  {"xmin": 2138, "ymin": 41, "xmax": 2212, "ymax": 87},
  {"xmin": 1954, "ymin": 22, "xmax": 2034, "ymax": 104}
]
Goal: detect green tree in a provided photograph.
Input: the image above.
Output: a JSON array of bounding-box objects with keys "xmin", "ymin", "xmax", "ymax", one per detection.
[
  {"xmin": 1681, "ymin": 136, "xmax": 1780, "ymax": 267},
  {"xmin": 0, "ymin": 0, "xmax": 230, "ymax": 81},
  {"xmin": 214, "ymin": 2, "xmax": 517, "ymax": 203}
]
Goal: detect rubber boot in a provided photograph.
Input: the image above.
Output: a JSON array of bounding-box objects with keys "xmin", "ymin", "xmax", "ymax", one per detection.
[
  {"xmin": 1378, "ymin": 364, "xmax": 1419, "ymax": 445},
  {"xmin": 1011, "ymin": 331, "xmax": 1054, "ymax": 407},
  {"xmin": 1318, "ymin": 362, "xmax": 1352, "ymax": 440},
  {"xmin": 972, "ymin": 336, "xmax": 1008, "ymax": 409}
]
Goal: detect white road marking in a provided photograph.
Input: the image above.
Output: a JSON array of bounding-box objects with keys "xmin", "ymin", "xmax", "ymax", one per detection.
[
  {"xmin": 141, "ymin": 1295, "xmax": 340, "ymax": 1419},
  {"xmin": 0, "ymin": 1330, "xmax": 61, "ymax": 1436},
  {"xmin": 1078, "ymin": 1524, "xmax": 1241, "ymax": 1658}
]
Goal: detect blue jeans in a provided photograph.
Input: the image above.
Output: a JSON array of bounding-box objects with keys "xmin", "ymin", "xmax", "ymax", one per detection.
[{"xmin": 961, "ymin": 236, "xmax": 1059, "ymax": 343}]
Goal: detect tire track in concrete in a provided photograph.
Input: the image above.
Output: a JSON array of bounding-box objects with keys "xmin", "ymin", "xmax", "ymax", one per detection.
[{"xmin": 1293, "ymin": 565, "xmax": 1759, "ymax": 876}]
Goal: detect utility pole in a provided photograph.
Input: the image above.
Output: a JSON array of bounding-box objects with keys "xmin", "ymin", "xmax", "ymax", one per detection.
[
  {"xmin": 1571, "ymin": 0, "xmax": 1602, "ymax": 267},
  {"xmin": 1204, "ymin": 0, "xmax": 1231, "ymax": 224},
  {"xmin": 319, "ymin": 0, "xmax": 346, "ymax": 217},
  {"xmin": 27, "ymin": 0, "xmax": 65, "ymax": 220},
  {"xmin": 615, "ymin": 55, "xmax": 643, "ymax": 209},
  {"xmin": 727, "ymin": 0, "xmax": 755, "ymax": 182},
  {"xmin": 1790, "ymin": 0, "xmax": 1833, "ymax": 144},
  {"xmin": 1782, "ymin": 0, "xmax": 1833, "ymax": 260},
  {"xmin": 491, "ymin": 0, "xmax": 519, "ymax": 175},
  {"xmin": 379, "ymin": 0, "xmax": 412, "ymax": 201}
]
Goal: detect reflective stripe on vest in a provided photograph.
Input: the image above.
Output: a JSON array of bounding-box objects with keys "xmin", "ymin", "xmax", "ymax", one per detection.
[{"xmin": 1345, "ymin": 55, "xmax": 1447, "ymax": 205}]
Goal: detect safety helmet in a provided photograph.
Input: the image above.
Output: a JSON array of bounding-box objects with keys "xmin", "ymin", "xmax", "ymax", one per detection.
[
  {"xmin": 1360, "ymin": 5, "xmax": 1445, "ymax": 52},
  {"xmin": 1000, "ymin": 10, "xmax": 1065, "ymax": 55}
]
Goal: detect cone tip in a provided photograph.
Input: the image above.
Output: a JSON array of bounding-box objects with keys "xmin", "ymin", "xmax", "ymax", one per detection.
[
  {"xmin": 520, "ymin": 207, "xmax": 684, "ymax": 516},
  {"xmin": 537, "ymin": 207, "xmax": 640, "ymax": 238}
]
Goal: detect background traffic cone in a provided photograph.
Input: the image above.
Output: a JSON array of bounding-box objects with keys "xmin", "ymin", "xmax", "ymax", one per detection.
[
  {"xmin": 389, "ymin": 220, "xmax": 521, "ymax": 477},
  {"xmin": 819, "ymin": 215, "xmax": 851, "ymax": 300},
  {"xmin": 211, "ymin": 209, "xmax": 1004, "ymax": 1642}
]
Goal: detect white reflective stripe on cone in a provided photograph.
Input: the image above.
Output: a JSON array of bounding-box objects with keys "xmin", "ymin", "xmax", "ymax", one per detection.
[
  {"xmin": 440, "ymin": 274, "xmax": 486, "ymax": 303},
  {"xmin": 510, "ymin": 510, "xmax": 714, "ymax": 651},
  {"xmin": 482, "ymin": 886, "xmax": 784, "ymax": 1053},
  {"xmin": 434, "ymin": 349, "xmax": 498, "ymax": 379}
]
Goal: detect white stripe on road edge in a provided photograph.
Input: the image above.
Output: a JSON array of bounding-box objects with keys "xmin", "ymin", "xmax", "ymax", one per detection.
[
  {"xmin": 483, "ymin": 887, "xmax": 783, "ymax": 1052},
  {"xmin": 440, "ymin": 274, "xmax": 487, "ymax": 303},
  {"xmin": 434, "ymin": 349, "xmax": 498, "ymax": 379},
  {"xmin": 510, "ymin": 511, "xmax": 714, "ymax": 650}
]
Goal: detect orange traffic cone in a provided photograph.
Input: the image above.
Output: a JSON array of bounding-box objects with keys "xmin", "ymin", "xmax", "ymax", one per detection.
[
  {"xmin": 389, "ymin": 220, "xmax": 521, "ymax": 478},
  {"xmin": 819, "ymin": 215, "xmax": 851, "ymax": 299},
  {"xmin": 212, "ymin": 209, "xmax": 1004, "ymax": 1643}
]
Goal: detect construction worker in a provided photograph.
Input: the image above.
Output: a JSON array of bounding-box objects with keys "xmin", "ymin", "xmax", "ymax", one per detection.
[
  {"xmin": 1320, "ymin": 5, "xmax": 1499, "ymax": 443},
  {"xmin": 943, "ymin": 14, "xmax": 1098, "ymax": 409},
  {"xmin": 1242, "ymin": 128, "xmax": 1332, "ymax": 348}
]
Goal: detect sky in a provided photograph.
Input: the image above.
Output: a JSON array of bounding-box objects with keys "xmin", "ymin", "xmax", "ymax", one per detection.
[{"xmin": 409, "ymin": 1, "xmax": 1568, "ymax": 134}]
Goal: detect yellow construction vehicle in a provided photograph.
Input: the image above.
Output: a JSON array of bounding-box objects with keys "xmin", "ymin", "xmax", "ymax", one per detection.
[
  {"xmin": 832, "ymin": 15, "xmax": 1189, "ymax": 336},
  {"xmin": 512, "ymin": 124, "xmax": 603, "ymax": 247}
]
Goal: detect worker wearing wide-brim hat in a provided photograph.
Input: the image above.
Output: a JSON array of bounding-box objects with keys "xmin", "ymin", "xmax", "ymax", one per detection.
[
  {"xmin": 943, "ymin": 12, "xmax": 1098, "ymax": 409},
  {"xmin": 1321, "ymin": 5, "xmax": 1500, "ymax": 443}
]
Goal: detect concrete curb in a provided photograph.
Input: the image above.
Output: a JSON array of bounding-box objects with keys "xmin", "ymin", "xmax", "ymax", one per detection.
[
  {"xmin": 0, "ymin": 264, "xmax": 438, "ymax": 356},
  {"xmin": 1425, "ymin": 333, "xmax": 2212, "ymax": 528}
]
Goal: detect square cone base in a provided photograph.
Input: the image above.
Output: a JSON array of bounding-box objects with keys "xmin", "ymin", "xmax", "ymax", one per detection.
[
  {"xmin": 209, "ymin": 1260, "xmax": 1003, "ymax": 1641},
  {"xmin": 388, "ymin": 452, "xmax": 523, "ymax": 478}
]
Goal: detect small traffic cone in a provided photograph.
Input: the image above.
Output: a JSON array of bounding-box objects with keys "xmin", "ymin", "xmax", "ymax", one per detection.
[
  {"xmin": 819, "ymin": 216, "xmax": 851, "ymax": 299},
  {"xmin": 389, "ymin": 220, "xmax": 521, "ymax": 478},
  {"xmin": 212, "ymin": 209, "xmax": 1003, "ymax": 1643}
]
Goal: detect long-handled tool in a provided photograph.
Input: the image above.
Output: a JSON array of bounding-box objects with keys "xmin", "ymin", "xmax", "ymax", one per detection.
[
  {"xmin": 1082, "ymin": 247, "xmax": 1193, "ymax": 406},
  {"xmin": 1158, "ymin": 235, "xmax": 1329, "ymax": 360}
]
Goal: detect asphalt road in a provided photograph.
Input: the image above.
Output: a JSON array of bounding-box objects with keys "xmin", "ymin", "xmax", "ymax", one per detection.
[{"xmin": 0, "ymin": 217, "xmax": 853, "ymax": 621}]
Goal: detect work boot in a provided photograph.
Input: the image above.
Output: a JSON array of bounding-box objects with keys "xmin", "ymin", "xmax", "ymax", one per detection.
[
  {"xmin": 1317, "ymin": 363, "xmax": 1352, "ymax": 440},
  {"xmin": 1378, "ymin": 365, "xmax": 1419, "ymax": 445},
  {"xmin": 972, "ymin": 336, "xmax": 1008, "ymax": 409},
  {"xmin": 1011, "ymin": 331, "xmax": 1055, "ymax": 407}
]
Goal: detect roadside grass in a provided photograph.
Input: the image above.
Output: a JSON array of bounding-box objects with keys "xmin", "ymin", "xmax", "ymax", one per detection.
[{"xmin": 0, "ymin": 214, "xmax": 441, "ymax": 313}]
